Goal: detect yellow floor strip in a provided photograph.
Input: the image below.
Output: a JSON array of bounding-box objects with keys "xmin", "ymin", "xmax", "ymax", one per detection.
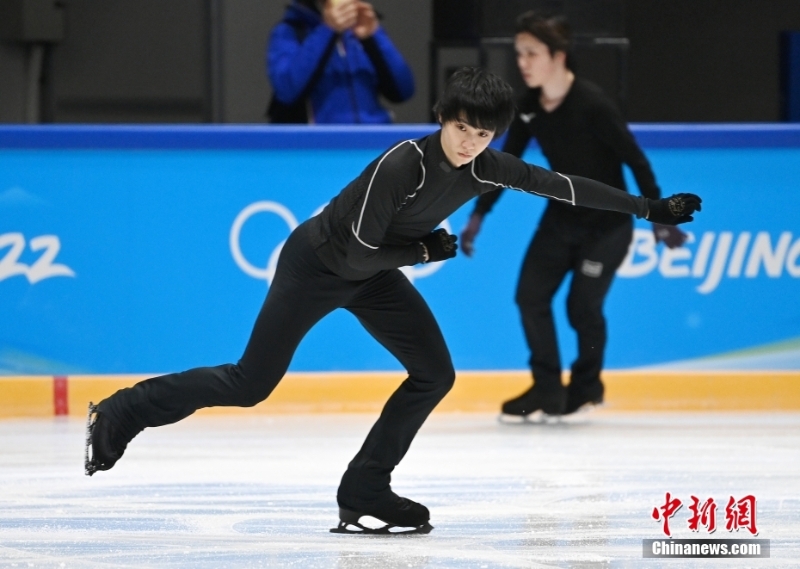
[
  {"xmin": 599, "ymin": 370, "xmax": 800, "ymax": 411},
  {"xmin": 0, "ymin": 376, "xmax": 54, "ymax": 418},
  {"xmin": 0, "ymin": 370, "xmax": 799, "ymax": 418}
]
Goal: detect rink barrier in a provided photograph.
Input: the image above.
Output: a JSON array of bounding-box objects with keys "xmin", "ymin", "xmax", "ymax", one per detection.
[
  {"xmin": 0, "ymin": 371, "xmax": 799, "ymax": 418},
  {"xmin": 1, "ymin": 123, "xmax": 799, "ymax": 150},
  {"xmin": 3, "ymin": 124, "xmax": 800, "ymax": 376}
]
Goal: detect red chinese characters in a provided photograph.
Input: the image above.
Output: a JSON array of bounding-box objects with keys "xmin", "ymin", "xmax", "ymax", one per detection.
[
  {"xmin": 652, "ymin": 492, "xmax": 758, "ymax": 537},
  {"xmin": 652, "ymin": 493, "xmax": 758, "ymax": 537},
  {"xmin": 652, "ymin": 492, "xmax": 683, "ymax": 537},
  {"xmin": 687, "ymin": 496, "xmax": 717, "ymax": 533},
  {"xmin": 725, "ymin": 495, "xmax": 758, "ymax": 535}
]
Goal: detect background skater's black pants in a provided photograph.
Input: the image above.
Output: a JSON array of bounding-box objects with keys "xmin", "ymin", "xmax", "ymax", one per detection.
[
  {"xmin": 514, "ymin": 217, "xmax": 632, "ymax": 391},
  {"xmin": 99, "ymin": 222, "xmax": 456, "ymax": 503}
]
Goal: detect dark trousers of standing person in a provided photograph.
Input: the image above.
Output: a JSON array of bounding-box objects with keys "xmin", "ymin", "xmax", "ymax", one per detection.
[
  {"xmin": 97, "ymin": 220, "xmax": 456, "ymax": 505},
  {"xmin": 514, "ymin": 217, "xmax": 632, "ymax": 396}
]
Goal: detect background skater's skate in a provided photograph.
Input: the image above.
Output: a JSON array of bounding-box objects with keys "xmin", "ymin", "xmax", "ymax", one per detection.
[
  {"xmin": 563, "ymin": 381, "xmax": 605, "ymax": 415},
  {"xmin": 331, "ymin": 490, "xmax": 433, "ymax": 535},
  {"xmin": 499, "ymin": 384, "xmax": 565, "ymax": 424}
]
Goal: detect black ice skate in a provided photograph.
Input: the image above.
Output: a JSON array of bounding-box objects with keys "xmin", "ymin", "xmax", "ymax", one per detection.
[
  {"xmin": 564, "ymin": 381, "xmax": 604, "ymax": 415},
  {"xmin": 500, "ymin": 384, "xmax": 566, "ymax": 419},
  {"xmin": 85, "ymin": 402, "xmax": 131, "ymax": 476},
  {"xmin": 330, "ymin": 491, "xmax": 433, "ymax": 535}
]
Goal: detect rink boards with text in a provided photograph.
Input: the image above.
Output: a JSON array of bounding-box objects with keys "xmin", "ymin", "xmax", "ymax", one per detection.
[{"xmin": 1, "ymin": 125, "xmax": 799, "ymax": 378}]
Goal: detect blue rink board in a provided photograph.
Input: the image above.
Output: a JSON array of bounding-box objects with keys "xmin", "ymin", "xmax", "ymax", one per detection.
[{"xmin": 1, "ymin": 125, "xmax": 799, "ymax": 374}]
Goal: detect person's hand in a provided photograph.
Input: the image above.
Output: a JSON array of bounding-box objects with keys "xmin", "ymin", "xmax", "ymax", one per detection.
[
  {"xmin": 645, "ymin": 193, "xmax": 702, "ymax": 225},
  {"xmin": 353, "ymin": 2, "xmax": 379, "ymax": 39},
  {"xmin": 419, "ymin": 228, "xmax": 458, "ymax": 263},
  {"xmin": 459, "ymin": 213, "xmax": 483, "ymax": 257},
  {"xmin": 323, "ymin": 0, "xmax": 358, "ymax": 34},
  {"xmin": 652, "ymin": 223, "xmax": 687, "ymax": 249}
]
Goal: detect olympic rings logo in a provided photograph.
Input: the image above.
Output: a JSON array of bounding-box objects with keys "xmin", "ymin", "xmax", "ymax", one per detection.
[{"xmin": 229, "ymin": 201, "xmax": 450, "ymax": 285}]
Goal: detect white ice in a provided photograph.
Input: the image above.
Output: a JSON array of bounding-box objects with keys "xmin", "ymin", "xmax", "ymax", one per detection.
[{"xmin": 1, "ymin": 411, "xmax": 799, "ymax": 568}]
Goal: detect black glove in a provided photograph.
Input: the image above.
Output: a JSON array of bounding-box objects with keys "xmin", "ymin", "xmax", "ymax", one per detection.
[
  {"xmin": 652, "ymin": 223, "xmax": 688, "ymax": 249},
  {"xmin": 419, "ymin": 228, "xmax": 458, "ymax": 263},
  {"xmin": 646, "ymin": 193, "xmax": 702, "ymax": 225}
]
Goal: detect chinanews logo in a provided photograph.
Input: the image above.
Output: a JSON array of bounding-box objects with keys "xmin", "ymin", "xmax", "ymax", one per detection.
[
  {"xmin": 644, "ymin": 493, "xmax": 769, "ymax": 559},
  {"xmin": 618, "ymin": 229, "xmax": 800, "ymax": 294}
]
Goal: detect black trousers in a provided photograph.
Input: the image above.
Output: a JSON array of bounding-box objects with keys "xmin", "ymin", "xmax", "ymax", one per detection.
[
  {"xmin": 99, "ymin": 221, "xmax": 455, "ymax": 501},
  {"xmin": 514, "ymin": 217, "xmax": 632, "ymax": 391}
]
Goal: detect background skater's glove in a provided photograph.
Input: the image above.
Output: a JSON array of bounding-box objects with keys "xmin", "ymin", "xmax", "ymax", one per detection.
[
  {"xmin": 652, "ymin": 223, "xmax": 687, "ymax": 249},
  {"xmin": 459, "ymin": 213, "xmax": 483, "ymax": 257},
  {"xmin": 646, "ymin": 193, "xmax": 702, "ymax": 225},
  {"xmin": 418, "ymin": 228, "xmax": 458, "ymax": 263}
]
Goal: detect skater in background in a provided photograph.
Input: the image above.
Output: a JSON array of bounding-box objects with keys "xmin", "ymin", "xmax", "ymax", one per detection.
[
  {"xmin": 86, "ymin": 67, "xmax": 700, "ymax": 534},
  {"xmin": 460, "ymin": 11, "xmax": 688, "ymax": 418}
]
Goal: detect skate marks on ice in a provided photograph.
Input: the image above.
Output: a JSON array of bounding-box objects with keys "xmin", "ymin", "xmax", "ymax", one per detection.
[{"xmin": 1, "ymin": 412, "xmax": 800, "ymax": 567}]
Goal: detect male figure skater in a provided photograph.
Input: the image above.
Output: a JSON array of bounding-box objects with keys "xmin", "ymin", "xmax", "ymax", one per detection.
[
  {"xmin": 85, "ymin": 67, "xmax": 701, "ymax": 534},
  {"xmin": 461, "ymin": 11, "xmax": 688, "ymax": 418}
]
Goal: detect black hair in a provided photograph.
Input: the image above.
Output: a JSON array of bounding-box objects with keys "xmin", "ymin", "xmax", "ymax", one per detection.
[
  {"xmin": 515, "ymin": 11, "xmax": 574, "ymax": 70},
  {"xmin": 432, "ymin": 67, "xmax": 516, "ymax": 136}
]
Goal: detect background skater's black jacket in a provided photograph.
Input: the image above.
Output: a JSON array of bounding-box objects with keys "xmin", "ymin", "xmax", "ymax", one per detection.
[
  {"xmin": 472, "ymin": 78, "xmax": 661, "ymax": 230},
  {"xmin": 306, "ymin": 129, "xmax": 650, "ymax": 281}
]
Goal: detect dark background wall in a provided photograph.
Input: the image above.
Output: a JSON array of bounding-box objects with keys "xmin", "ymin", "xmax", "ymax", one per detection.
[
  {"xmin": 625, "ymin": 0, "xmax": 800, "ymax": 122},
  {"xmin": 0, "ymin": 0, "xmax": 211, "ymax": 123},
  {"xmin": 49, "ymin": 0, "xmax": 210, "ymax": 123},
  {"xmin": 0, "ymin": 43, "xmax": 28, "ymax": 122},
  {"xmin": 1, "ymin": 0, "xmax": 798, "ymax": 124}
]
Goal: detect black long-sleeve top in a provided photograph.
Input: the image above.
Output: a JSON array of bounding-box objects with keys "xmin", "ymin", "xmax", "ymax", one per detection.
[
  {"xmin": 305, "ymin": 129, "xmax": 650, "ymax": 281},
  {"xmin": 472, "ymin": 78, "xmax": 661, "ymax": 229}
]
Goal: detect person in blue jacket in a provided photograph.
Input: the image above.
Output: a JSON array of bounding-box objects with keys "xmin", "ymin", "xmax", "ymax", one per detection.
[{"xmin": 267, "ymin": 0, "xmax": 415, "ymax": 124}]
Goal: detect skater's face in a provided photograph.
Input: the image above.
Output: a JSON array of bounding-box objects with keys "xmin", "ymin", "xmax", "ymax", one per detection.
[
  {"xmin": 439, "ymin": 117, "xmax": 494, "ymax": 167},
  {"xmin": 515, "ymin": 32, "xmax": 565, "ymax": 89}
]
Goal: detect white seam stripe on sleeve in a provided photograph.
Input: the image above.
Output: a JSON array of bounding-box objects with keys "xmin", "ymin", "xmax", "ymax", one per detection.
[
  {"xmin": 556, "ymin": 172, "xmax": 576, "ymax": 205},
  {"xmin": 470, "ymin": 161, "xmax": 505, "ymax": 189},
  {"xmin": 410, "ymin": 141, "xmax": 425, "ymax": 190},
  {"xmin": 354, "ymin": 141, "xmax": 410, "ymax": 244},
  {"xmin": 470, "ymin": 161, "xmax": 575, "ymax": 204},
  {"xmin": 351, "ymin": 222, "xmax": 379, "ymax": 249}
]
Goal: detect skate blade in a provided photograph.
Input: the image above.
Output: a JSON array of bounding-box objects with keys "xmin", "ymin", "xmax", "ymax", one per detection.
[
  {"xmin": 566, "ymin": 400, "xmax": 605, "ymax": 416},
  {"xmin": 84, "ymin": 402, "xmax": 99, "ymax": 476},
  {"xmin": 329, "ymin": 521, "xmax": 433, "ymax": 535},
  {"xmin": 498, "ymin": 411, "xmax": 562, "ymax": 425},
  {"xmin": 330, "ymin": 508, "xmax": 433, "ymax": 535}
]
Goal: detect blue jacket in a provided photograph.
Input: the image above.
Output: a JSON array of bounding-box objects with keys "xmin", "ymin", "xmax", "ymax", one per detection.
[{"xmin": 267, "ymin": 2, "xmax": 415, "ymax": 124}]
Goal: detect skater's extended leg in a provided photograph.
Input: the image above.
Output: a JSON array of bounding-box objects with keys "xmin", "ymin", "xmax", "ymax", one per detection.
[
  {"xmin": 336, "ymin": 269, "xmax": 454, "ymax": 530},
  {"xmin": 88, "ymin": 225, "xmax": 348, "ymax": 473}
]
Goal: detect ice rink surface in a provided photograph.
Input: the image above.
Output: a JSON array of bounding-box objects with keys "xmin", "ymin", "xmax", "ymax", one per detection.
[{"xmin": 1, "ymin": 410, "xmax": 798, "ymax": 568}]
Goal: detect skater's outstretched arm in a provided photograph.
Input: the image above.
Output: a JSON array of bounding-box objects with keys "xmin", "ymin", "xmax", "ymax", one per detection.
[{"xmin": 474, "ymin": 149, "xmax": 702, "ymax": 225}]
